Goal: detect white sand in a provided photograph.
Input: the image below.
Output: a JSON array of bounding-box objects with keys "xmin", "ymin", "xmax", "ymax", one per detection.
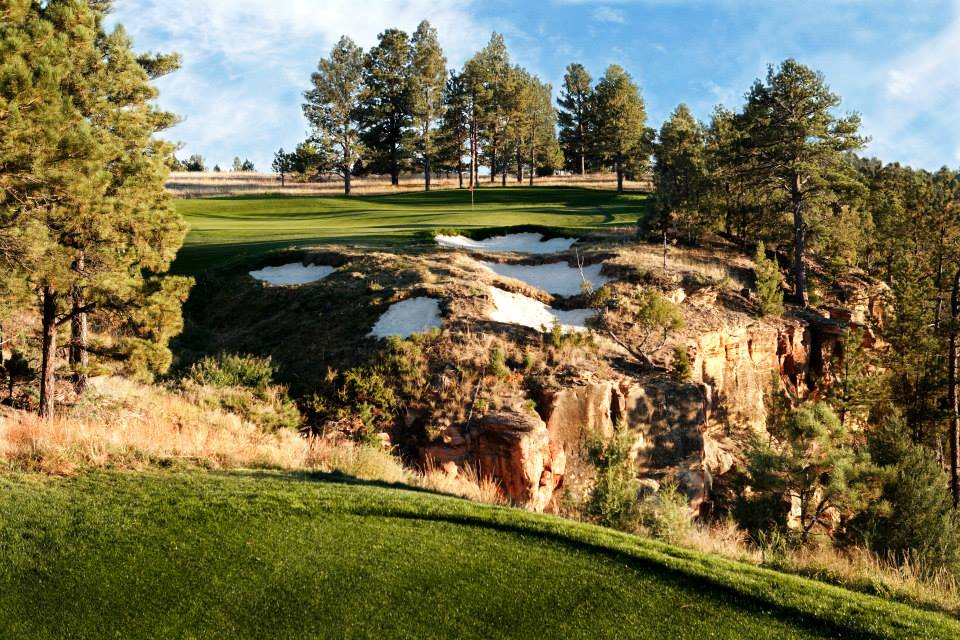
[
  {"xmin": 249, "ymin": 263, "xmax": 335, "ymax": 286},
  {"xmin": 479, "ymin": 261, "xmax": 611, "ymax": 297},
  {"xmin": 487, "ymin": 286, "xmax": 594, "ymax": 333},
  {"xmin": 436, "ymin": 232, "xmax": 576, "ymax": 254},
  {"xmin": 370, "ymin": 297, "xmax": 443, "ymax": 339}
]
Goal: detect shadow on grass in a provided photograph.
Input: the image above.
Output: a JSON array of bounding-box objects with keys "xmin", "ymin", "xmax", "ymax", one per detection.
[{"xmin": 222, "ymin": 469, "xmax": 881, "ymax": 640}]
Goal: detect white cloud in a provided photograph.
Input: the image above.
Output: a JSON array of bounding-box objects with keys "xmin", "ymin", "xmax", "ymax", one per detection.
[
  {"xmin": 107, "ymin": 0, "xmax": 491, "ymax": 168},
  {"xmin": 863, "ymin": 2, "xmax": 960, "ymax": 166},
  {"xmin": 592, "ymin": 6, "xmax": 626, "ymax": 24}
]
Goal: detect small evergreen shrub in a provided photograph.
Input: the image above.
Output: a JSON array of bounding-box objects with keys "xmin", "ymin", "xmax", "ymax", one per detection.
[
  {"xmin": 489, "ymin": 347, "xmax": 510, "ymax": 379},
  {"xmin": 187, "ymin": 353, "xmax": 274, "ymax": 392},
  {"xmin": 639, "ymin": 479, "xmax": 694, "ymax": 545},
  {"xmin": 671, "ymin": 345, "xmax": 692, "ymax": 382},
  {"xmin": 585, "ymin": 423, "xmax": 640, "ymax": 532},
  {"xmin": 754, "ymin": 242, "xmax": 784, "ymax": 317},
  {"xmin": 183, "ymin": 353, "xmax": 301, "ymax": 431}
]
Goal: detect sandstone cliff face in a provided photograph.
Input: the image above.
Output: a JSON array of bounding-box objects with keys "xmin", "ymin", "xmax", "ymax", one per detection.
[
  {"xmin": 419, "ymin": 318, "xmax": 819, "ymax": 513},
  {"xmin": 417, "ymin": 280, "xmax": 882, "ymax": 513},
  {"xmin": 421, "ymin": 409, "xmax": 565, "ymax": 512}
]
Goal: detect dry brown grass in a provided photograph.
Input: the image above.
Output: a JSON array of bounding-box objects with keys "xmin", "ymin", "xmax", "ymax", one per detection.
[
  {"xmin": 166, "ymin": 171, "xmax": 652, "ymax": 198},
  {"xmin": 0, "ymin": 377, "xmax": 312, "ymax": 474},
  {"xmin": 0, "ymin": 376, "xmax": 509, "ymax": 506},
  {"xmin": 678, "ymin": 521, "xmax": 960, "ymax": 616}
]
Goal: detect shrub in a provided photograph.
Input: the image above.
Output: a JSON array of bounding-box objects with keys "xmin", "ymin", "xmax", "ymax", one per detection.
[
  {"xmin": 851, "ymin": 444, "xmax": 960, "ymax": 579},
  {"xmin": 639, "ymin": 479, "xmax": 694, "ymax": 545},
  {"xmin": 585, "ymin": 423, "xmax": 640, "ymax": 532},
  {"xmin": 187, "ymin": 353, "xmax": 274, "ymax": 392},
  {"xmin": 2, "ymin": 350, "xmax": 34, "ymax": 400},
  {"xmin": 633, "ymin": 287, "xmax": 684, "ymax": 353},
  {"xmin": 183, "ymin": 353, "xmax": 301, "ymax": 431},
  {"xmin": 671, "ymin": 345, "xmax": 692, "ymax": 382},
  {"xmin": 754, "ymin": 242, "xmax": 784, "ymax": 317},
  {"xmin": 489, "ymin": 347, "xmax": 510, "ymax": 379}
]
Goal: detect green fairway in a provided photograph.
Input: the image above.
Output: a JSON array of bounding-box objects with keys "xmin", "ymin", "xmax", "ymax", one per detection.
[
  {"xmin": 173, "ymin": 187, "xmax": 647, "ymax": 274},
  {"xmin": 0, "ymin": 472, "xmax": 956, "ymax": 639}
]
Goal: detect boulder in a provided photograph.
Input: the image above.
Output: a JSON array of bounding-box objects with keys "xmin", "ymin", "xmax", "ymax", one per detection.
[{"xmin": 468, "ymin": 410, "xmax": 565, "ymax": 512}]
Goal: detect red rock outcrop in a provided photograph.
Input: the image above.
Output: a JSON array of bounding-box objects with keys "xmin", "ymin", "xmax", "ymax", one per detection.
[
  {"xmin": 421, "ymin": 409, "xmax": 565, "ymax": 512},
  {"xmin": 419, "ymin": 306, "xmax": 863, "ymax": 514}
]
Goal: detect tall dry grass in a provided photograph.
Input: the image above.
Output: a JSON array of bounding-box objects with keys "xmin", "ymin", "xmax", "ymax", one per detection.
[
  {"xmin": 0, "ymin": 376, "xmax": 504, "ymax": 505},
  {"xmin": 678, "ymin": 520, "xmax": 960, "ymax": 616},
  {"xmin": 167, "ymin": 172, "xmax": 652, "ymax": 198}
]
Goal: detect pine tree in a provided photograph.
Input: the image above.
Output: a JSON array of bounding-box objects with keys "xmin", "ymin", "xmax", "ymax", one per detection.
[
  {"xmin": 463, "ymin": 33, "xmax": 510, "ymax": 184},
  {"xmin": 303, "ymin": 36, "xmax": 365, "ymax": 195},
  {"xmin": 593, "ymin": 65, "xmax": 648, "ymax": 193},
  {"xmin": 737, "ymin": 60, "xmax": 865, "ymax": 307},
  {"xmin": 653, "ymin": 104, "xmax": 709, "ymax": 243},
  {"xmin": 754, "ymin": 242, "xmax": 784, "ymax": 317},
  {"xmin": 409, "ymin": 21, "xmax": 447, "ymax": 192},
  {"xmin": 272, "ymin": 148, "xmax": 292, "ymax": 186},
  {"xmin": 1, "ymin": 1, "xmax": 190, "ymax": 416},
  {"xmin": 438, "ymin": 71, "xmax": 470, "ymax": 188},
  {"xmin": 557, "ymin": 63, "xmax": 593, "ymax": 175},
  {"xmin": 358, "ymin": 28, "xmax": 413, "ymax": 186},
  {"xmin": 740, "ymin": 403, "xmax": 879, "ymax": 542}
]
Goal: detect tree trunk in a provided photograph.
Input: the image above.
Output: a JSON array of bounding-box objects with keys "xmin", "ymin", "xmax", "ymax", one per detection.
[
  {"xmin": 578, "ymin": 120, "xmax": 586, "ymax": 175},
  {"xmin": 950, "ymin": 267, "xmax": 960, "ymax": 507},
  {"xmin": 935, "ymin": 226, "xmax": 946, "ymax": 330},
  {"xmin": 344, "ymin": 169, "xmax": 352, "ymax": 196},
  {"xmin": 69, "ymin": 253, "xmax": 88, "ymax": 394},
  {"xmin": 616, "ymin": 154, "xmax": 624, "ymax": 194},
  {"xmin": 424, "ymin": 157, "xmax": 431, "ymax": 192},
  {"xmin": 39, "ymin": 287, "xmax": 57, "ymax": 419},
  {"xmin": 529, "ymin": 141, "xmax": 536, "ymax": 187},
  {"xmin": 516, "ymin": 150, "xmax": 522, "ymax": 183},
  {"xmin": 791, "ymin": 173, "xmax": 808, "ymax": 307},
  {"xmin": 280, "ymin": 172, "xmax": 285, "ymax": 187},
  {"xmin": 490, "ymin": 140, "xmax": 496, "ymax": 183},
  {"xmin": 501, "ymin": 166, "xmax": 506, "ymax": 187}
]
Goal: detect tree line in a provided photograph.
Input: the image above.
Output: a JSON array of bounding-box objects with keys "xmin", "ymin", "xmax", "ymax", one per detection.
[
  {"xmin": 641, "ymin": 57, "xmax": 960, "ymax": 561},
  {"xmin": 280, "ymin": 25, "xmax": 652, "ymax": 194}
]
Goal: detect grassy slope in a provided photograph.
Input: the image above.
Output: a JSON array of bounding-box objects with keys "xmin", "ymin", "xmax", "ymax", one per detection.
[
  {"xmin": 173, "ymin": 187, "xmax": 647, "ymax": 274},
  {"xmin": 0, "ymin": 472, "xmax": 956, "ymax": 639}
]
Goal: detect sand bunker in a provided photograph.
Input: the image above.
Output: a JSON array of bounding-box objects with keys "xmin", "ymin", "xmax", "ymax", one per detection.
[
  {"xmin": 370, "ymin": 297, "xmax": 443, "ymax": 339},
  {"xmin": 479, "ymin": 261, "xmax": 611, "ymax": 297},
  {"xmin": 487, "ymin": 287, "xmax": 594, "ymax": 333},
  {"xmin": 249, "ymin": 263, "xmax": 335, "ymax": 286},
  {"xmin": 436, "ymin": 232, "xmax": 576, "ymax": 254}
]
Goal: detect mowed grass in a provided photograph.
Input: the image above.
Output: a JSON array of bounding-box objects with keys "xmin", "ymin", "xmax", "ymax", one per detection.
[
  {"xmin": 173, "ymin": 187, "xmax": 647, "ymax": 274},
  {"xmin": 1, "ymin": 472, "xmax": 957, "ymax": 639}
]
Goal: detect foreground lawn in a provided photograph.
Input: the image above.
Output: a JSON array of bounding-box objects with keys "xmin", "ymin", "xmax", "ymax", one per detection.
[
  {"xmin": 0, "ymin": 472, "xmax": 956, "ymax": 639},
  {"xmin": 174, "ymin": 187, "xmax": 647, "ymax": 274}
]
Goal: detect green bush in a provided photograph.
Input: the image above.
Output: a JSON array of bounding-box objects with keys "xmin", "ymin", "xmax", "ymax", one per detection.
[
  {"xmin": 754, "ymin": 242, "xmax": 784, "ymax": 317},
  {"xmin": 489, "ymin": 347, "xmax": 510, "ymax": 379},
  {"xmin": 585, "ymin": 423, "xmax": 640, "ymax": 532},
  {"xmin": 2, "ymin": 350, "xmax": 34, "ymax": 400},
  {"xmin": 850, "ymin": 444, "xmax": 960, "ymax": 579},
  {"xmin": 671, "ymin": 346, "xmax": 692, "ymax": 382},
  {"xmin": 633, "ymin": 288, "xmax": 684, "ymax": 353},
  {"xmin": 183, "ymin": 353, "xmax": 300, "ymax": 431},
  {"xmin": 639, "ymin": 479, "xmax": 694, "ymax": 545},
  {"xmin": 188, "ymin": 353, "xmax": 274, "ymax": 392}
]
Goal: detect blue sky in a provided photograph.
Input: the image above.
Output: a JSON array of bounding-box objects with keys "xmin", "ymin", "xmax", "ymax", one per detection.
[{"xmin": 107, "ymin": 0, "xmax": 960, "ymax": 172}]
